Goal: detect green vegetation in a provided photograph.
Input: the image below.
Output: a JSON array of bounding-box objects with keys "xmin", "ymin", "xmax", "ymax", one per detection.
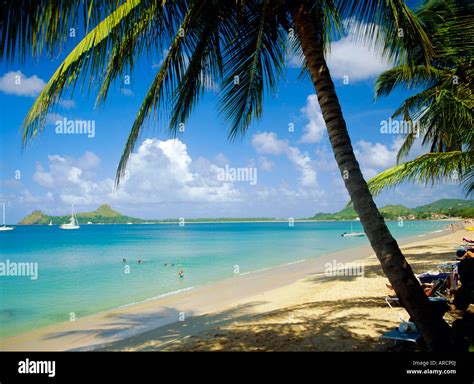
[
  {"xmin": 313, "ymin": 199, "xmax": 474, "ymax": 220},
  {"xmin": 369, "ymin": 0, "xmax": 473, "ymax": 196},
  {"xmin": 19, "ymin": 199, "xmax": 473, "ymax": 225},
  {"xmin": 19, "ymin": 204, "xmax": 144, "ymax": 225}
]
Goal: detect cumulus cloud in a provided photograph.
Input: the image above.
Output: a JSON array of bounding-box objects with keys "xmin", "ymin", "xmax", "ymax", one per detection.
[
  {"xmin": 31, "ymin": 139, "xmax": 240, "ymax": 206},
  {"xmin": 299, "ymin": 94, "xmax": 326, "ymax": 144},
  {"xmin": 0, "ymin": 71, "xmax": 46, "ymax": 96},
  {"xmin": 286, "ymin": 21, "xmax": 392, "ymax": 82},
  {"xmin": 326, "ymin": 24, "xmax": 392, "ymax": 82},
  {"xmin": 259, "ymin": 156, "xmax": 274, "ymax": 172},
  {"xmin": 354, "ymin": 137, "xmax": 403, "ymax": 179},
  {"xmin": 252, "ymin": 132, "xmax": 317, "ymax": 188},
  {"xmin": 252, "ymin": 132, "xmax": 288, "ymax": 155}
]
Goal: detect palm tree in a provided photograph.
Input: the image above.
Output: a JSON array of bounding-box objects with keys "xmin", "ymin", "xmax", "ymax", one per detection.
[
  {"xmin": 1, "ymin": 0, "xmax": 452, "ymax": 350},
  {"xmin": 370, "ymin": 0, "xmax": 473, "ymax": 197}
]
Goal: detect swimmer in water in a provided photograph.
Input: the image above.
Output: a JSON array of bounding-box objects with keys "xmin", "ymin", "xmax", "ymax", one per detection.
[
  {"xmin": 178, "ymin": 269, "xmax": 184, "ymax": 278},
  {"xmin": 122, "ymin": 258, "xmax": 127, "ymax": 263},
  {"xmin": 138, "ymin": 259, "xmax": 143, "ymax": 264}
]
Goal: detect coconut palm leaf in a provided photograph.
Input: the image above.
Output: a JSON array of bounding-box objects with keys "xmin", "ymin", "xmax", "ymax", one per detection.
[
  {"xmin": 20, "ymin": 0, "xmax": 165, "ymax": 144},
  {"xmin": 0, "ymin": 0, "xmax": 122, "ymax": 61},
  {"xmin": 368, "ymin": 151, "xmax": 474, "ymax": 196}
]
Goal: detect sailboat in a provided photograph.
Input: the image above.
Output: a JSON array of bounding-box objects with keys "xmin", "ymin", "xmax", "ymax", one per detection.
[
  {"xmin": 341, "ymin": 222, "xmax": 365, "ymax": 237},
  {"xmin": 0, "ymin": 203, "xmax": 14, "ymax": 231},
  {"xmin": 60, "ymin": 205, "xmax": 80, "ymax": 230},
  {"xmin": 48, "ymin": 220, "xmax": 53, "ymax": 226}
]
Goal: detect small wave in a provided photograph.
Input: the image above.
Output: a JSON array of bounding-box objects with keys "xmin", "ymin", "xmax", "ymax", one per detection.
[
  {"xmin": 117, "ymin": 287, "xmax": 195, "ymax": 309},
  {"xmin": 239, "ymin": 259, "xmax": 306, "ymax": 276}
]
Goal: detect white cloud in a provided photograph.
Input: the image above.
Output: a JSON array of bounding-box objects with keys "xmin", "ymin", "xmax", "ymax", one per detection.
[
  {"xmin": 31, "ymin": 139, "xmax": 240, "ymax": 206},
  {"xmin": 252, "ymin": 132, "xmax": 317, "ymax": 188},
  {"xmin": 326, "ymin": 22, "xmax": 392, "ymax": 81},
  {"xmin": 299, "ymin": 94, "xmax": 326, "ymax": 144},
  {"xmin": 252, "ymin": 132, "xmax": 288, "ymax": 155},
  {"xmin": 286, "ymin": 21, "xmax": 392, "ymax": 82},
  {"xmin": 287, "ymin": 147, "xmax": 317, "ymax": 187},
  {"xmin": 354, "ymin": 137, "xmax": 403, "ymax": 179},
  {"xmin": 214, "ymin": 153, "xmax": 229, "ymax": 167},
  {"xmin": 259, "ymin": 156, "xmax": 274, "ymax": 172},
  {"xmin": 0, "ymin": 71, "xmax": 46, "ymax": 97}
]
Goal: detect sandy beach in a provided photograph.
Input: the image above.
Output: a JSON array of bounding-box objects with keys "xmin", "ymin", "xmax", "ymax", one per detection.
[{"xmin": 1, "ymin": 225, "xmax": 470, "ymax": 351}]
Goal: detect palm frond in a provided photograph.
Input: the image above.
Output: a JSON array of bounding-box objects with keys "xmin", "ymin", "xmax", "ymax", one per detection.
[
  {"xmin": 368, "ymin": 151, "xmax": 474, "ymax": 197},
  {"xmin": 20, "ymin": 0, "xmax": 158, "ymax": 145},
  {"xmin": 375, "ymin": 65, "xmax": 445, "ymax": 99},
  {"xmin": 338, "ymin": 0, "xmax": 434, "ymax": 65},
  {"xmin": 0, "ymin": 0, "xmax": 122, "ymax": 62},
  {"xmin": 218, "ymin": 0, "xmax": 287, "ymax": 139},
  {"xmin": 115, "ymin": 6, "xmax": 195, "ymax": 185}
]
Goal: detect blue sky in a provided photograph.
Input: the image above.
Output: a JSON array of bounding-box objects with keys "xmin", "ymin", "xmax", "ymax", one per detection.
[{"xmin": 0, "ymin": 2, "xmax": 466, "ymax": 222}]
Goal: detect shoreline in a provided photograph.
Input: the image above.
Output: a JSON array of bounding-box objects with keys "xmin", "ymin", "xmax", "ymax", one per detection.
[
  {"xmin": 16, "ymin": 217, "xmax": 464, "ymax": 226},
  {"xmin": 0, "ymin": 223, "xmax": 463, "ymax": 351}
]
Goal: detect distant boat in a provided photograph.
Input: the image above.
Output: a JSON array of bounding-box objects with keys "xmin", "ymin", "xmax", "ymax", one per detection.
[
  {"xmin": 126, "ymin": 222, "xmax": 133, "ymax": 225},
  {"xmin": 87, "ymin": 221, "xmax": 93, "ymax": 225},
  {"xmin": 48, "ymin": 220, "xmax": 53, "ymax": 226},
  {"xmin": 341, "ymin": 222, "xmax": 365, "ymax": 237},
  {"xmin": 60, "ymin": 205, "xmax": 80, "ymax": 230},
  {"xmin": 0, "ymin": 203, "xmax": 14, "ymax": 231}
]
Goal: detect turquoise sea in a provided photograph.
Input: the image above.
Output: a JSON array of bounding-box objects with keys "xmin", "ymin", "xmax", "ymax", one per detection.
[{"xmin": 0, "ymin": 220, "xmax": 453, "ymax": 338}]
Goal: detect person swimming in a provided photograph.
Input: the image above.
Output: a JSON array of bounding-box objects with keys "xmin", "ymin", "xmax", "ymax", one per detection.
[
  {"xmin": 122, "ymin": 258, "xmax": 127, "ymax": 263},
  {"xmin": 178, "ymin": 269, "xmax": 184, "ymax": 278},
  {"xmin": 138, "ymin": 259, "xmax": 143, "ymax": 264}
]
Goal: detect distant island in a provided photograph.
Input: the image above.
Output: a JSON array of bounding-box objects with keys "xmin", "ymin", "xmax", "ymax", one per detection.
[
  {"xmin": 19, "ymin": 204, "xmax": 145, "ymax": 225},
  {"xmin": 18, "ymin": 204, "xmax": 276, "ymax": 225},
  {"xmin": 18, "ymin": 199, "xmax": 474, "ymax": 225}
]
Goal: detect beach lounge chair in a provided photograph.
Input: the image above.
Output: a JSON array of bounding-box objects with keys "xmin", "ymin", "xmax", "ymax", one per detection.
[
  {"xmin": 380, "ymin": 328, "xmax": 423, "ymax": 345},
  {"xmin": 437, "ymin": 262, "xmax": 459, "ymax": 272},
  {"xmin": 385, "ymin": 296, "xmax": 448, "ymax": 309}
]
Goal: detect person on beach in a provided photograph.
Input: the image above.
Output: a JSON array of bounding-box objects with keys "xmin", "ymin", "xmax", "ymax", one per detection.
[
  {"xmin": 453, "ymin": 258, "xmax": 474, "ymax": 311},
  {"xmin": 456, "ymin": 249, "xmax": 474, "ymax": 260}
]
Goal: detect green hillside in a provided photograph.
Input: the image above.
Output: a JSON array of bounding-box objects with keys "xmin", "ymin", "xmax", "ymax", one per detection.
[
  {"xmin": 413, "ymin": 199, "xmax": 474, "ymax": 212},
  {"xmin": 18, "ymin": 199, "xmax": 474, "ymax": 225},
  {"xmin": 19, "ymin": 204, "xmax": 144, "ymax": 225},
  {"xmin": 313, "ymin": 199, "xmax": 474, "ymax": 220}
]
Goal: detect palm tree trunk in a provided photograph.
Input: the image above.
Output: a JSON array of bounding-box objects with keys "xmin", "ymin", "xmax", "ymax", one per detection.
[{"xmin": 292, "ymin": 6, "xmax": 451, "ymax": 351}]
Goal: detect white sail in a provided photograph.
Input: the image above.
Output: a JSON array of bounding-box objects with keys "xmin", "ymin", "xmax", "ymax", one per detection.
[
  {"xmin": 60, "ymin": 205, "xmax": 80, "ymax": 230},
  {"xmin": 0, "ymin": 203, "xmax": 14, "ymax": 231},
  {"xmin": 341, "ymin": 221, "xmax": 365, "ymax": 237}
]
